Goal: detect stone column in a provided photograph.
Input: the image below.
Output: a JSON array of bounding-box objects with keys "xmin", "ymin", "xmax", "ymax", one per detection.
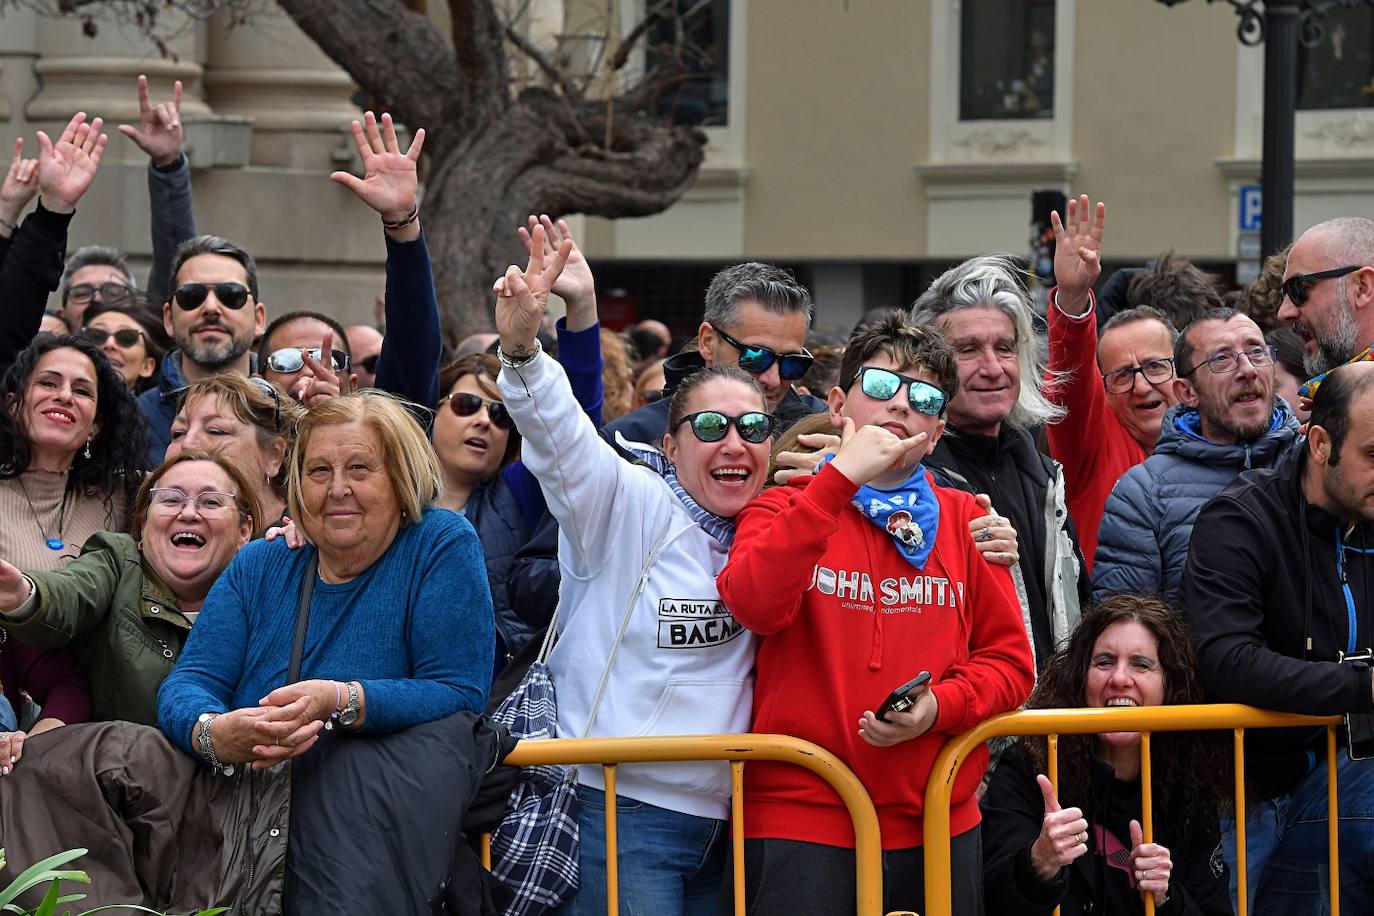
[
  {"xmin": 0, "ymin": 7, "xmax": 39, "ymax": 125},
  {"xmin": 204, "ymin": 7, "xmax": 359, "ymax": 168}
]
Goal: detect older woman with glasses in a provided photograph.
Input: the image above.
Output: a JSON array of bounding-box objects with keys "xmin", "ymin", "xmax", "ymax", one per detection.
[
  {"xmin": 0, "ymin": 450, "xmax": 260, "ymax": 736},
  {"xmin": 167, "ymin": 373, "xmax": 305, "ymax": 529}
]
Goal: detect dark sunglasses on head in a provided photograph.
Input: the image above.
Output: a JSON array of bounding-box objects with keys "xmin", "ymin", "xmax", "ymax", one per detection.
[
  {"xmin": 358, "ymin": 354, "xmax": 380, "ymax": 374},
  {"xmin": 247, "ymin": 376, "xmax": 283, "ymax": 431},
  {"xmin": 67, "ymin": 282, "xmax": 134, "ymax": 306},
  {"xmin": 265, "ymin": 347, "xmax": 350, "ymax": 374},
  {"xmin": 709, "ymin": 323, "xmax": 814, "ymax": 381},
  {"xmin": 81, "ymin": 326, "xmax": 145, "ymax": 349},
  {"xmin": 173, "ymin": 282, "xmax": 251, "ymax": 311},
  {"xmin": 854, "ymin": 366, "xmax": 949, "ymax": 416},
  {"xmin": 675, "ymin": 410, "xmax": 776, "ymax": 444},
  {"xmin": 1282, "ymin": 265, "xmax": 1362, "ymax": 307},
  {"xmin": 444, "ymin": 391, "xmax": 514, "ymax": 430}
]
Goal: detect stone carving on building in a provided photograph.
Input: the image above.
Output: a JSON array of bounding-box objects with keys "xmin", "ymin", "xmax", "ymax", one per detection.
[
  {"xmin": 1303, "ymin": 117, "xmax": 1374, "ymax": 150},
  {"xmin": 950, "ymin": 126, "xmax": 1046, "ymax": 157}
]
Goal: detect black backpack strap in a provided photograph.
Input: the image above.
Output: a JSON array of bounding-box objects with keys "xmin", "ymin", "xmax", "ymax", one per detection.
[{"xmin": 288, "ymin": 553, "xmax": 319, "ymax": 683}]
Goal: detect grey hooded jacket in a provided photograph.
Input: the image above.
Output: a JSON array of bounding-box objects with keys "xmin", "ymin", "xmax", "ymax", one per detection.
[{"xmin": 1092, "ymin": 398, "xmax": 1301, "ymax": 605}]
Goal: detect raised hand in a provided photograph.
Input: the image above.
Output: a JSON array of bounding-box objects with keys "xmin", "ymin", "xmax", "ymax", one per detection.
[
  {"xmin": 291, "ymin": 330, "xmax": 344, "ymax": 407},
  {"xmin": 0, "ymin": 138, "xmax": 39, "ymax": 231},
  {"xmin": 857, "ymin": 686, "xmax": 937, "ymax": 747},
  {"xmin": 118, "ymin": 74, "xmax": 184, "ymax": 167},
  {"xmin": 1050, "ymin": 194, "xmax": 1107, "ymax": 316},
  {"xmin": 330, "ymin": 111, "xmax": 424, "ymax": 228},
  {"xmin": 0, "ymin": 559, "xmax": 31, "ymax": 613},
  {"xmin": 828, "ymin": 417, "xmax": 928, "ymax": 488},
  {"xmin": 970, "ymin": 493, "xmax": 1019, "ymax": 567},
  {"xmin": 518, "ymin": 215, "xmax": 597, "ymax": 325},
  {"xmin": 37, "ymin": 112, "xmax": 108, "ymax": 215},
  {"xmin": 1129, "ymin": 819, "xmax": 1173, "ymax": 906},
  {"xmin": 494, "ymin": 223, "xmax": 573, "ymax": 359},
  {"xmin": 1030, "ymin": 774, "xmax": 1091, "ymax": 881}
]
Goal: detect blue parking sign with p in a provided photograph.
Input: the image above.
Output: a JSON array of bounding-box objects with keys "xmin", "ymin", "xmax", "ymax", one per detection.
[{"xmin": 1240, "ymin": 185, "xmax": 1262, "ymax": 232}]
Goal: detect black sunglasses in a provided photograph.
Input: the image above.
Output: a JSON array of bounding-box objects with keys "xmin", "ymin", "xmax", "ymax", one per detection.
[
  {"xmin": 675, "ymin": 410, "xmax": 776, "ymax": 444},
  {"xmin": 1282, "ymin": 265, "xmax": 1361, "ymax": 307},
  {"xmin": 67, "ymin": 282, "xmax": 135, "ymax": 306},
  {"xmin": 265, "ymin": 347, "xmax": 349, "ymax": 374},
  {"xmin": 853, "ymin": 366, "xmax": 949, "ymax": 416},
  {"xmin": 81, "ymin": 326, "xmax": 145, "ymax": 349},
  {"xmin": 709, "ymin": 323, "xmax": 814, "ymax": 381},
  {"xmin": 358, "ymin": 354, "xmax": 380, "ymax": 374},
  {"xmin": 444, "ymin": 391, "xmax": 514, "ymax": 430},
  {"xmin": 173, "ymin": 282, "xmax": 252, "ymax": 311}
]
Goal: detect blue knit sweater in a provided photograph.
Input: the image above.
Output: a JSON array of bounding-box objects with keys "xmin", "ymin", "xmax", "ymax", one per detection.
[{"xmin": 157, "ymin": 509, "xmax": 494, "ymax": 756}]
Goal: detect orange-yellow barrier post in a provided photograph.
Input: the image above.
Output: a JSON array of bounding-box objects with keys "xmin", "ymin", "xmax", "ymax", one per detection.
[
  {"xmin": 1049, "ymin": 734, "xmax": 1060, "ymax": 916},
  {"xmin": 731, "ymin": 761, "xmax": 746, "ymax": 916},
  {"xmin": 604, "ymin": 765, "xmax": 618, "ymax": 916},
  {"xmin": 1141, "ymin": 732, "xmax": 1154, "ymax": 916}
]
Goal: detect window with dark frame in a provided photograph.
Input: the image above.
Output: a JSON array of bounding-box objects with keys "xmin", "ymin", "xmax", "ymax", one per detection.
[
  {"xmin": 959, "ymin": 0, "xmax": 1056, "ymax": 121},
  {"xmin": 646, "ymin": 0, "xmax": 730, "ymax": 127},
  {"xmin": 1298, "ymin": 8, "xmax": 1374, "ymax": 111}
]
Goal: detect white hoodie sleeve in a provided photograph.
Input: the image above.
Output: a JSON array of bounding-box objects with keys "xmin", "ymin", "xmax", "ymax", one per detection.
[{"xmin": 499, "ymin": 351, "xmax": 665, "ymax": 578}]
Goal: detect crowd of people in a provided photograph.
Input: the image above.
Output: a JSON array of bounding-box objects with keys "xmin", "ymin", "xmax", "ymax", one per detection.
[{"xmin": 0, "ymin": 80, "xmax": 1372, "ymax": 916}]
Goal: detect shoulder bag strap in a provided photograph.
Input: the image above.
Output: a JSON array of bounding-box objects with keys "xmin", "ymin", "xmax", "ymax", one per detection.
[
  {"xmin": 288, "ymin": 553, "xmax": 320, "ymax": 684},
  {"xmin": 580, "ymin": 516, "xmax": 673, "ymax": 738}
]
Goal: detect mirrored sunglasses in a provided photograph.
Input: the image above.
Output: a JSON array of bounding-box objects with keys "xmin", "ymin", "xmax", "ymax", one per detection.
[
  {"xmin": 676, "ymin": 410, "xmax": 776, "ymax": 444},
  {"xmin": 444, "ymin": 391, "xmax": 514, "ymax": 430},
  {"xmin": 855, "ymin": 366, "xmax": 949, "ymax": 416},
  {"xmin": 265, "ymin": 347, "xmax": 349, "ymax": 374},
  {"xmin": 709, "ymin": 323, "xmax": 814, "ymax": 381}
]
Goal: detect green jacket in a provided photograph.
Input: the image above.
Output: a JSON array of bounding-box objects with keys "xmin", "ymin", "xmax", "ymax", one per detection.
[{"xmin": 2, "ymin": 531, "xmax": 191, "ymax": 726}]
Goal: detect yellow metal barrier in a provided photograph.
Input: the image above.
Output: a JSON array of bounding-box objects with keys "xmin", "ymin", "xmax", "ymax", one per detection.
[
  {"xmin": 921, "ymin": 704, "xmax": 1342, "ymax": 916},
  {"xmin": 501, "ymin": 734, "xmax": 886, "ymax": 916}
]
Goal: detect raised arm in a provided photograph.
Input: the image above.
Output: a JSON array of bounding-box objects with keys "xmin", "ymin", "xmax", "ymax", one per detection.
[
  {"xmin": 0, "ymin": 138, "xmax": 38, "ymax": 246},
  {"xmin": 120, "ymin": 75, "xmax": 196, "ymax": 303},
  {"xmin": 331, "ymin": 111, "xmax": 440, "ymax": 411}
]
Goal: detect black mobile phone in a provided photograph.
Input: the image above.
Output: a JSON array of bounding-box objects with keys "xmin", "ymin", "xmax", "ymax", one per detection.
[{"xmin": 875, "ymin": 671, "xmax": 931, "ymax": 723}]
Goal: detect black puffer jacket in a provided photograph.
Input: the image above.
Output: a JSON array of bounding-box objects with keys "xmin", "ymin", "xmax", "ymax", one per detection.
[{"xmin": 465, "ymin": 476, "xmax": 534, "ymax": 661}]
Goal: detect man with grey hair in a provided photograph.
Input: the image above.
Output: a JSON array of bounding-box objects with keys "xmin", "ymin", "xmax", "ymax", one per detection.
[
  {"xmin": 911, "ymin": 254, "xmax": 1087, "ymax": 668},
  {"xmin": 1277, "ymin": 216, "xmax": 1374, "ymax": 381},
  {"xmin": 602, "ymin": 261, "xmax": 824, "ymax": 446}
]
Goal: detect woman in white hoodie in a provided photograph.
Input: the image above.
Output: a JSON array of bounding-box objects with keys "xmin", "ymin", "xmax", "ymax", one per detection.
[{"xmin": 494, "ymin": 229, "xmax": 771, "ymax": 916}]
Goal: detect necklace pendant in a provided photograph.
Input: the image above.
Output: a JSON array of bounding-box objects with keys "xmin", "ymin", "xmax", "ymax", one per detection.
[{"xmin": 46, "ymin": 537, "xmax": 64, "ymax": 551}]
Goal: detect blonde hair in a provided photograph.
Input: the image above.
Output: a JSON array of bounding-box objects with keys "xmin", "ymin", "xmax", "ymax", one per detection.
[
  {"xmin": 286, "ymin": 390, "xmax": 441, "ymax": 527},
  {"xmin": 178, "ymin": 373, "xmax": 305, "ymax": 493},
  {"xmin": 766, "ymin": 411, "xmax": 840, "ymax": 487}
]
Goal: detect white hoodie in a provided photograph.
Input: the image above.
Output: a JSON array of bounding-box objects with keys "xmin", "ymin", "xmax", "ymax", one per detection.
[{"xmin": 499, "ymin": 353, "xmax": 755, "ymax": 820}]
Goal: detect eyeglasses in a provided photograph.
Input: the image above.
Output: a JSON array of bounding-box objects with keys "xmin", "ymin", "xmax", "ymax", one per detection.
[
  {"xmin": 67, "ymin": 282, "xmax": 134, "ymax": 306},
  {"xmin": 853, "ymin": 366, "xmax": 949, "ymax": 416},
  {"xmin": 709, "ymin": 323, "xmax": 814, "ymax": 381},
  {"xmin": 265, "ymin": 347, "xmax": 350, "ymax": 374},
  {"xmin": 247, "ymin": 376, "xmax": 283, "ymax": 431},
  {"xmin": 81, "ymin": 326, "xmax": 145, "ymax": 349},
  {"xmin": 173, "ymin": 282, "xmax": 251, "ymax": 311},
  {"xmin": 674, "ymin": 410, "xmax": 776, "ymax": 444},
  {"xmin": 442, "ymin": 391, "xmax": 515, "ymax": 430},
  {"xmin": 1182, "ymin": 345, "xmax": 1276, "ymax": 377},
  {"xmin": 148, "ymin": 487, "xmax": 239, "ymax": 515},
  {"xmin": 1282, "ymin": 265, "xmax": 1362, "ymax": 307},
  {"xmin": 1102, "ymin": 358, "xmax": 1175, "ymax": 394},
  {"xmin": 358, "ymin": 354, "xmax": 380, "ymax": 374}
]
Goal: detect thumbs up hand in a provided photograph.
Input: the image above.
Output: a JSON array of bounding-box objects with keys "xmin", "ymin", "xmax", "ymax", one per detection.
[{"xmin": 1029, "ymin": 774, "xmax": 1091, "ymax": 881}]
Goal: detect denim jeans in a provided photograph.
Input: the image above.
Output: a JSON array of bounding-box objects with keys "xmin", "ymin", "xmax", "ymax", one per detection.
[
  {"xmin": 552, "ymin": 784, "xmax": 727, "ymax": 916},
  {"xmin": 1221, "ymin": 747, "xmax": 1374, "ymax": 914},
  {"xmin": 0, "ymin": 692, "xmax": 15, "ymax": 733}
]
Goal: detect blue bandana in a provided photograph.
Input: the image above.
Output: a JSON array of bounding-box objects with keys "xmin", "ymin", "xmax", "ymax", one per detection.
[
  {"xmin": 822, "ymin": 457, "xmax": 940, "ymax": 569},
  {"xmin": 622, "ymin": 443, "xmax": 736, "ymax": 548}
]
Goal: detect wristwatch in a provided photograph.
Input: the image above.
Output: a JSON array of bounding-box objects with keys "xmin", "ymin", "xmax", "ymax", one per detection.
[
  {"xmin": 196, "ymin": 712, "xmax": 235, "ymax": 776},
  {"xmin": 336, "ymin": 681, "xmax": 361, "ymax": 728}
]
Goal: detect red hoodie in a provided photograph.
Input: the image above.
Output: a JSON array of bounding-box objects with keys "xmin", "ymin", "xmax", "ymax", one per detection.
[{"xmin": 718, "ymin": 463, "xmax": 1035, "ymax": 849}]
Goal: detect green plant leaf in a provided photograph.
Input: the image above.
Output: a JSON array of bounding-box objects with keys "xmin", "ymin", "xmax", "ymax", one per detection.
[
  {"xmin": 0, "ymin": 849, "xmax": 90, "ymax": 908},
  {"xmin": 33, "ymin": 878, "xmax": 61, "ymax": 916}
]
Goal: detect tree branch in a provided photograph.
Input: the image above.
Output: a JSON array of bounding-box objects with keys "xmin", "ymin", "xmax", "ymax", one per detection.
[
  {"xmin": 447, "ymin": 0, "xmax": 513, "ymax": 131},
  {"xmin": 504, "ymin": 23, "xmax": 581, "ymax": 101}
]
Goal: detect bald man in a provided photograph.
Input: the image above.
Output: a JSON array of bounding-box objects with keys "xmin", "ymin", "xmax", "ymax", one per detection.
[{"xmin": 1277, "ymin": 217, "xmax": 1374, "ymax": 378}]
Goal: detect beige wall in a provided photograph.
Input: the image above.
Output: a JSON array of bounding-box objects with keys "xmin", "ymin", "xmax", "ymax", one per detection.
[
  {"xmin": 1071, "ymin": 0, "xmax": 1237, "ymax": 261},
  {"xmin": 741, "ymin": 0, "xmax": 929, "ymax": 259}
]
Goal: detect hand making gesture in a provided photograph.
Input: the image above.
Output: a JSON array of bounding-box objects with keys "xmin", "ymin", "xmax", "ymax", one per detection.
[
  {"xmin": 828, "ymin": 417, "xmax": 929, "ymax": 488},
  {"xmin": 1030, "ymin": 774, "xmax": 1091, "ymax": 880},
  {"xmin": 494, "ymin": 223, "xmax": 573, "ymax": 361},
  {"xmin": 118, "ymin": 74, "xmax": 184, "ymax": 168},
  {"xmin": 37, "ymin": 112, "xmax": 108, "ymax": 215},
  {"xmin": 518, "ymin": 214, "xmax": 597, "ymax": 329},
  {"xmin": 0, "ymin": 138, "xmax": 38, "ymax": 234},
  {"xmin": 331, "ymin": 111, "xmax": 424, "ymax": 240},
  {"xmin": 1050, "ymin": 194, "xmax": 1107, "ymax": 317}
]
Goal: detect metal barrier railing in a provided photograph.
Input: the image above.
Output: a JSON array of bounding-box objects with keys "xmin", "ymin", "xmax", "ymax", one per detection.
[
  {"xmin": 495, "ymin": 734, "xmax": 887, "ymax": 916},
  {"xmin": 921, "ymin": 704, "xmax": 1343, "ymax": 916}
]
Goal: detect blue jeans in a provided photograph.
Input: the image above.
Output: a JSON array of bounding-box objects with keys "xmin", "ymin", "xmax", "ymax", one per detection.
[
  {"xmin": 1221, "ymin": 747, "xmax": 1374, "ymax": 914},
  {"xmin": 552, "ymin": 784, "xmax": 727, "ymax": 916},
  {"xmin": 0, "ymin": 693, "xmax": 15, "ymax": 733}
]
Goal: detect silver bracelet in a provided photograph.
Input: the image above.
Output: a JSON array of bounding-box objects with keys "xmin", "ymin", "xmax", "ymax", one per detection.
[
  {"xmin": 196, "ymin": 712, "xmax": 234, "ymax": 776},
  {"xmin": 498, "ymin": 339, "xmax": 542, "ymax": 369}
]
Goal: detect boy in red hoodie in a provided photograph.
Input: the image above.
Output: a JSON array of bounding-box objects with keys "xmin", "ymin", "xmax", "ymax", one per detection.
[{"xmin": 718, "ymin": 314, "xmax": 1035, "ymax": 916}]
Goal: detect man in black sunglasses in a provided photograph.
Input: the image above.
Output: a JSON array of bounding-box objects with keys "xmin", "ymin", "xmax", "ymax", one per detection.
[
  {"xmin": 1277, "ymin": 217, "xmax": 1374, "ymax": 378},
  {"xmin": 345, "ymin": 324, "xmax": 384, "ymax": 389}
]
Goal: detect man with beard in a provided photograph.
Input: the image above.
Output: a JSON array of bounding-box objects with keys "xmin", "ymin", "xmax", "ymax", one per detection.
[
  {"xmin": 1093, "ymin": 309, "xmax": 1300, "ymax": 604},
  {"xmin": 1277, "ymin": 217, "xmax": 1374, "ymax": 388},
  {"xmin": 136, "ymin": 235, "xmax": 267, "ymax": 466}
]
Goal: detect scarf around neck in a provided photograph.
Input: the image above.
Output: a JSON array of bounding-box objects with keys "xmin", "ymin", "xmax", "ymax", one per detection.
[
  {"xmin": 623, "ymin": 443, "xmax": 736, "ymax": 547},
  {"xmin": 822, "ymin": 457, "xmax": 940, "ymax": 569}
]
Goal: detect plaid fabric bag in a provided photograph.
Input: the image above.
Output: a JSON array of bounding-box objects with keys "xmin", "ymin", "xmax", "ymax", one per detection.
[{"xmin": 488, "ymin": 518, "xmax": 672, "ymax": 916}]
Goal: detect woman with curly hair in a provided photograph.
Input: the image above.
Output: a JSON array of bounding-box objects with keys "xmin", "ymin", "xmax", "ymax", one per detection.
[
  {"xmin": 0, "ymin": 334, "xmax": 147, "ymax": 572},
  {"xmin": 980, "ymin": 595, "xmax": 1231, "ymax": 915}
]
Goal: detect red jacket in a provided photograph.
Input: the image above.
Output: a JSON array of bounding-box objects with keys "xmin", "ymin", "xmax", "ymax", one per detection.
[
  {"xmin": 1045, "ymin": 295, "xmax": 1146, "ymax": 570},
  {"xmin": 718, "ymin": 464, "xmax": 1035, "ymax": 849}
]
